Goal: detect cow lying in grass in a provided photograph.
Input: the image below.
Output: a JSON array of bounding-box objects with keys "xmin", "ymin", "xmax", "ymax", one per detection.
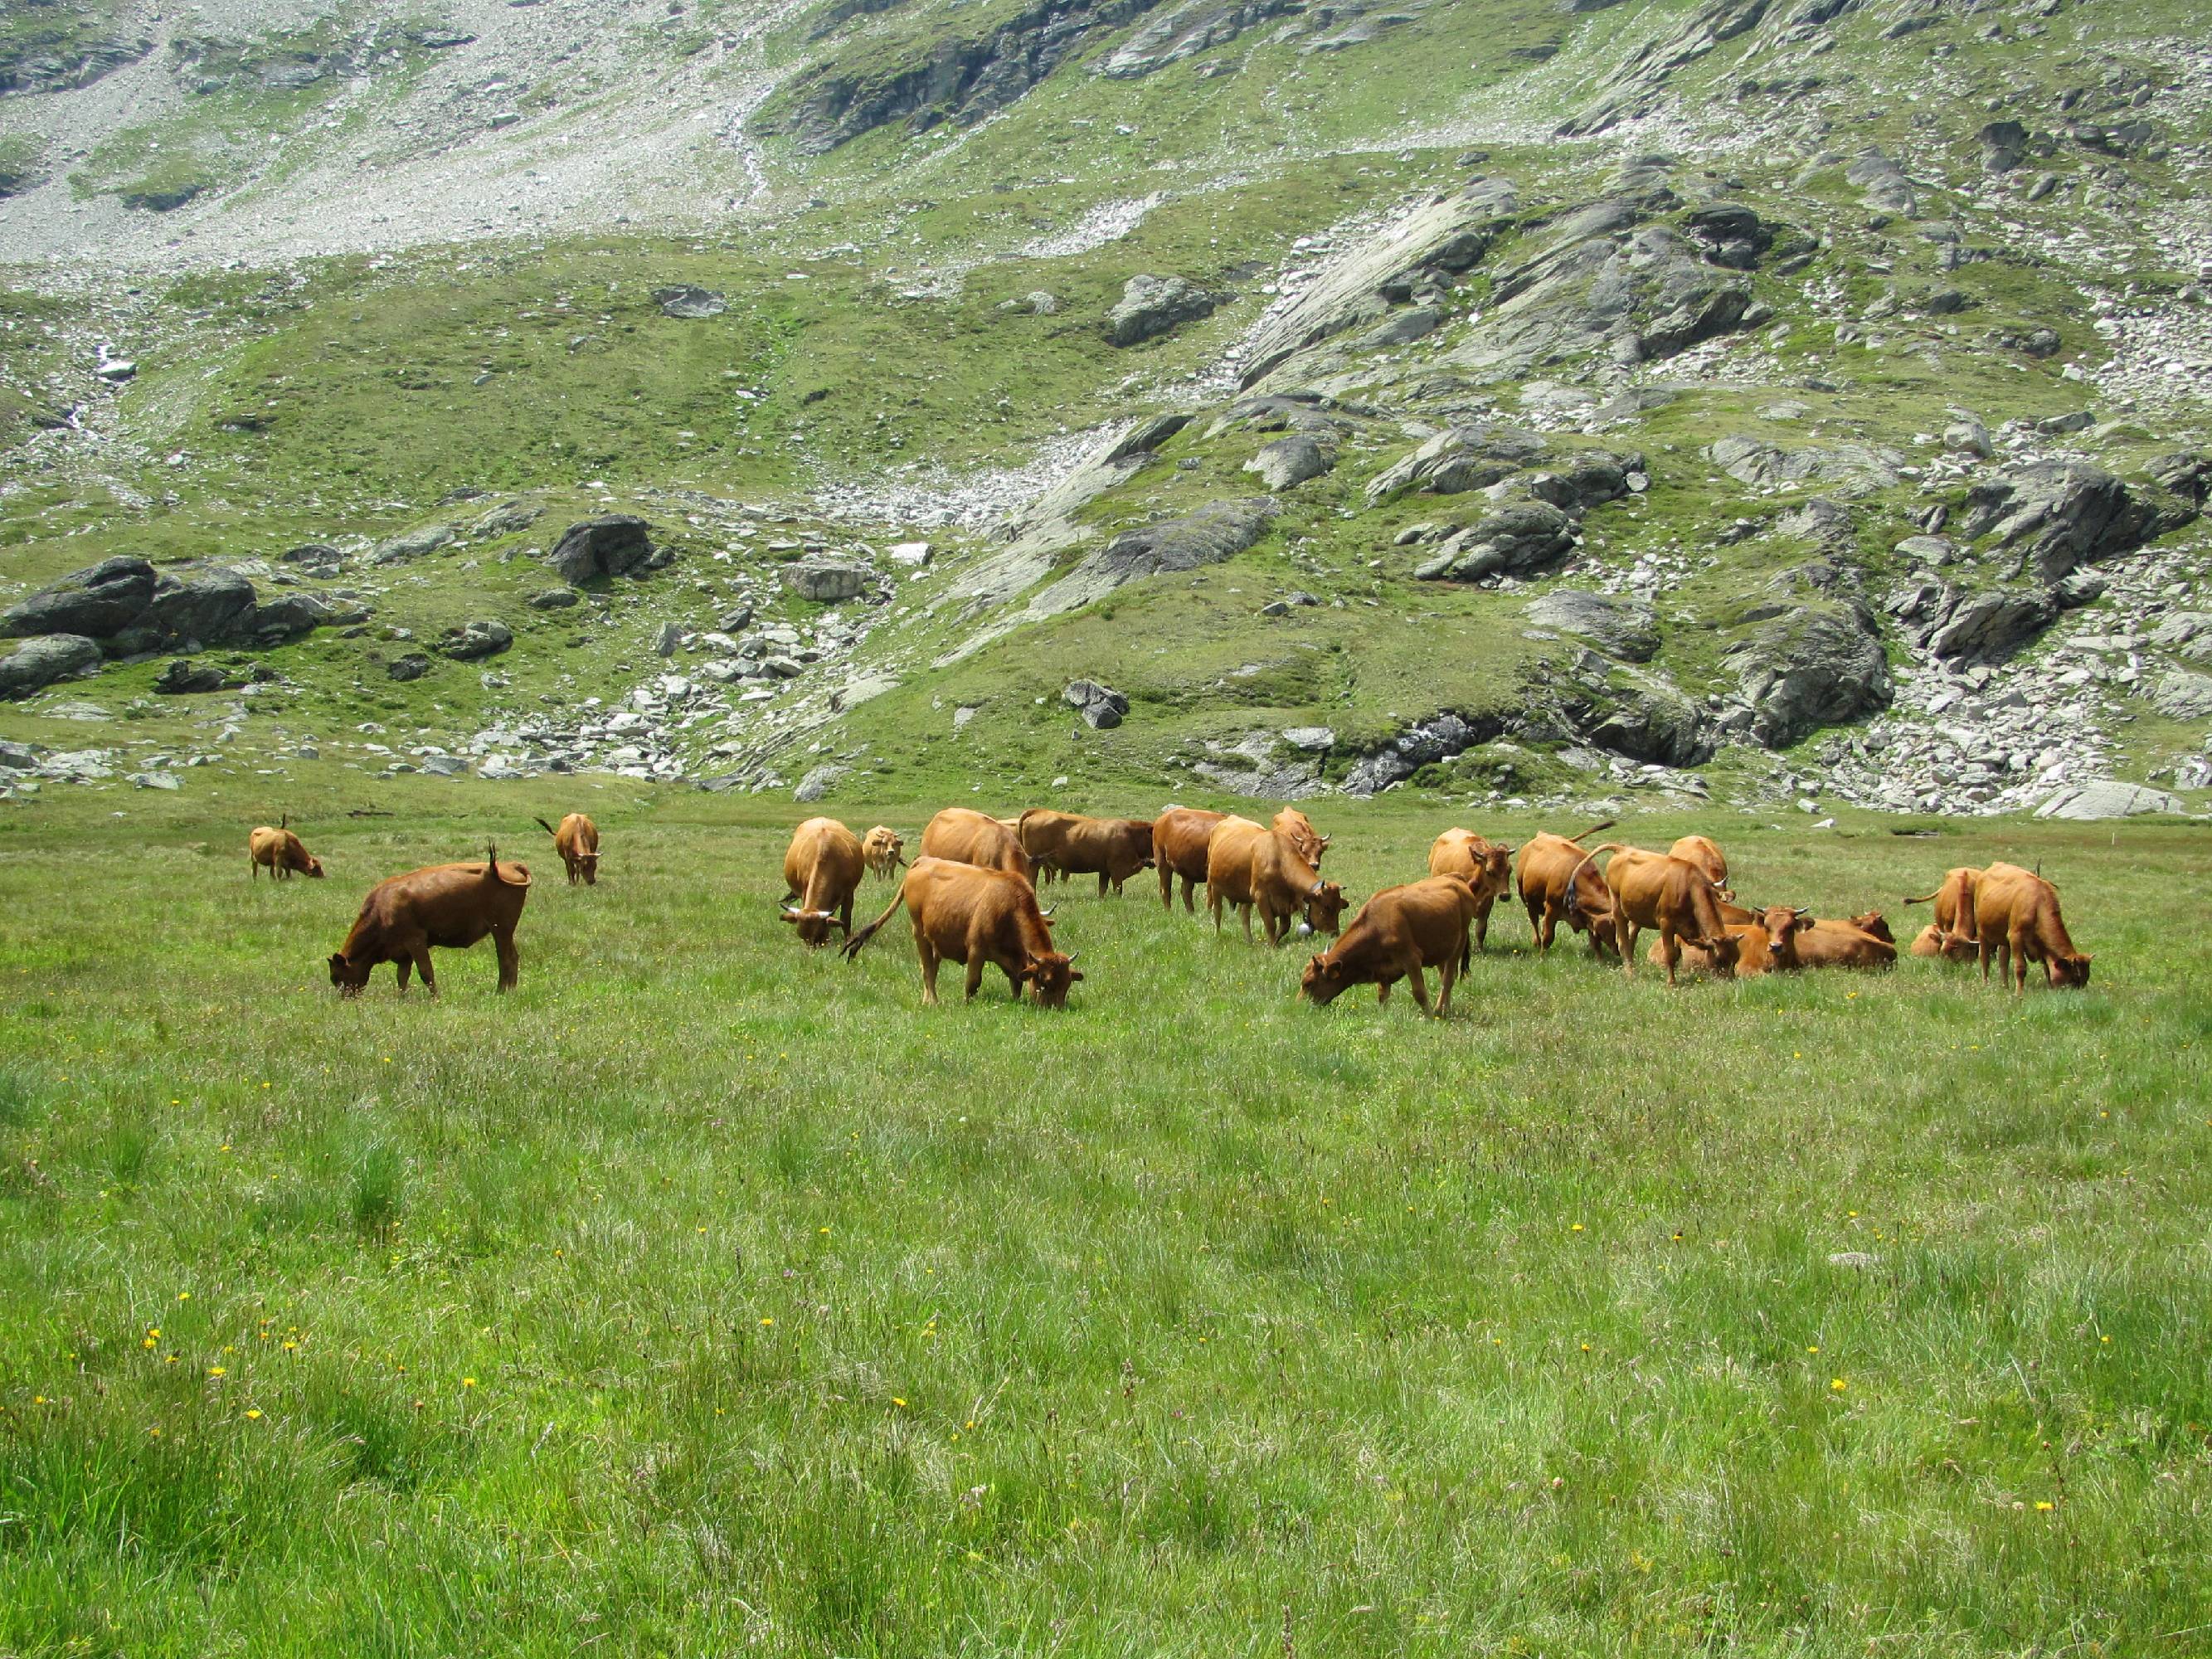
[
  {"xmin": 1300, "ymin": 875, "xmax": 1485, "ymax": 1019},
  {"xmin": 328, "ymin": 846, "xmax": 530, "ymax": 996},
  {"xmin": 842, "ymin": 856, "xmax": 1081, "ymax": 1007}
]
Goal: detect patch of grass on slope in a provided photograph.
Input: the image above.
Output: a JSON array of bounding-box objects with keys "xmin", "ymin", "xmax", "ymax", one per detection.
[{"xmin": 0, "ymin": 789, "xmax": 2206, "ymax": 1653}]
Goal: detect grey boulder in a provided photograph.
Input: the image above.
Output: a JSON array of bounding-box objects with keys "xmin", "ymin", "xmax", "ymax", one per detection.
[
  {"xmin": 1527, "ymin": 590, "xmax": 1658, "ymax": 661},
  {"xmin": 2, "ymin": 557, "xmax": 157, "ymax": 640},
  {"xmin": 1106, "ymin": 275, "xmax": 1218, "ymax": 348},
  {"xmin": 1926, "ymin": 587, "xmax": 2056, "ymax": 664},
  {"xmin": 1415, "ymin": 503, "xmax": 1577, "ymax": 581},
  {"xmin": 153, "ymin": 658, "xmax": 231, "ymax": 695},
  {"xmin": 0, "ymin": 634, "xmax": 102, "ymax": 698},
  {"xmin": 370, "ymin": 523, "xmax": 455, "ymax": 565},
  {"xmin": 2035, "ymin": 781, "xmax": 2185, "ymax": 820},
  {"xmin": 386, "ymin": 653, "xmax": 433, "ymax": 682},
  {"xmin": 1065, "ymin": 679, "xmax": 1130, "ymax": 729},
  {"xmin": 2149, "ymin": 670, "xmax": 2212, "ymax": 721},
  {"xmin": 148, "ymin": 568, "xmax": 258, "ymax": 647},
  {"xmin": 1957, "ymin": 460, "xmax": 2197, "ymax": 582},
  {"xmin": 654, "ymin": 285, "xmax": 727, "ymax": 319},
  {"xmin": 1725, "ymin": 604, "xmax": 1893, "ymax": 748},
  {"xmin": 547, "ymin": 516, "xmax": 657, "ymax": 583},
  {"xmin": 437, "ymin": 620, "xmax": 513, "ymax": 660},
  {"xmin": 783, "ymin": 562, "xmax": 874, "ymax": 603},
  {"xmin": 794, "ymin": 764, "xmax": 848, "ymax": 802},
  {"xmin": 1243, "ymin": 435, "xmax": 1334, "ymax": 491}
]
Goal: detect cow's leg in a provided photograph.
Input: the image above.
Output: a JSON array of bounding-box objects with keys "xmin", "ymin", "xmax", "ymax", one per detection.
[
  {"xmin": 250, "ymin": 856, "xmax": 258, "ymax": 880},
  {"xmin": 917, "ymin": 940, "xmax": 941, "ymax": 1006},
  {"xmin": 1475, "ymin": 897, "xmax": 1494, "ymax": 953},
  {"xmin": 839, "ymin": 896, "xmax": 853, "ymax": 938},
  {"xmin": 1979, "ymin": 935, "xmax": 1994, "ymax": 981},
  {"xmin": 1209, "ymin": 884, "xmax": 1224, "ymax": 932},
  {"xmin": 395, "ymin": 956, "xmax": 412, "ymax": 993},
  {"xmin": 1182, "ymin": 876, "xmax": 1198, "ymax": 914},
  {"xmin": 1405, "ymin": 964, "xmax": 1431, "ymax": 1017},
  {"xmin": 1376, "ymin": 977, "xmax": 1392, "ymax": 1006},
  {"xmin": 1435, "ymin": 952, "xmax": 1458, "ymax": 1019},
  {"xmin": 1098, "ymin": 872, "xmax": 1111, "ymax": 898},
  {"xmin": 2010, "ymin": 927, "xmax": 2030, "ymax": 993},
  {"xmin": 1621, "ymin": 921, "xmax": 1640, "ymax": 978},
  {"xmin": 494, "ymin": 927, "xmax": 519, "ymax": 992},
  {"xmin": 1537, "ymin": 899, "xmax": 1558, "ymax": 951},
  {"xmin": 1659, "ymin": 927, "xmax": 1680, "ymax": 988},
  {"xmin": 1241, "ymin": 902, "xmax": 1256, "ymax": 945},
  {"xmin": 964, "ymin": 956, "xmax": 986, "ymax": 1002},
  {"xmin": 411, "ymin": 945, "xmax": 437, "ymax": 997},
  {"xmin": 1159, "ymin": 860, "xmax": 1174, "ymax": 910}
]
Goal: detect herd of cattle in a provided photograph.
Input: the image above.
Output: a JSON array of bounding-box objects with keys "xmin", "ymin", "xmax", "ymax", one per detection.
[{"xmin": 249, "ymin": 800, "xmax": 2093, "ymax": 1011}]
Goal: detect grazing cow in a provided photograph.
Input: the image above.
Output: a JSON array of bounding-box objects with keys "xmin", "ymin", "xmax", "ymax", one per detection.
[
  {"xmin": 1667, "ymin": 834, "xmax": 1732, "ymax": 898},
  {"xmin": 1578, "ymin": 844, "xmax": 1738, "ymax": 985},
  {"xmin": 842, "ymin": 855, "xmax": 1082, "ymax": 1006},
  {"xmin": 1273, "ymin": 806, "xmax": 1330, "ymax": 868},
  {"xmin": 1427, "ymin": 828, "xmax": 1514, "ymax": 961},
  {"xmin": 862, "ymin": 825, "xmax": 905, "ymax": 879},
  {"xmin": 1791, "ymin": 919, "xmax": 1898, "ymax": 971},
  {"xmin": 1906, "ymin": 868, "xmax": 1981, "ymax": 945},
  {"xmin": 328, "ymin": 846, "xmax": 529, "ymax": 996},
  {"xmin": 1670, "ymin": 904, "xmax": 1811, "ymax": 976},
  {"xmin": 1514, "ymin": 820, "xmax": 1619, "ymax": 956},
  {"xmin": 1910, "ymin": 923, "xmax": 1979, "ymax": 963},
  {"xmin": 920, "ymin": 807, "xmax": 1033, "ymax": 883},
  {"xmin": 1153, "ymin": 806, "xmax": 1227, "ymax": 912},
  {"xmin": 1971, "ymin": 862, "xmax": 2091, "ymax": 990},
  {"xmin": 781, "ymin": 816, "xmax": 866, "ymax": 946},
  {"xmin": 1207, "ymin": 817, "xmax": 1346, "ymax": 945},
  {"xmin": 248, "ymin": 816, "xmax": 323, "ymax": 881},
  {"xmin": 1301, "ymin": 875, "xmax": 1485, "ymax": 1019},
  {"xmin": 1018, "ymin": 810, "xmax": 1157, "ymax": 896},
  {"xmin": 533, "ymin": 813, "xmax": 600, "ymax": 886}
]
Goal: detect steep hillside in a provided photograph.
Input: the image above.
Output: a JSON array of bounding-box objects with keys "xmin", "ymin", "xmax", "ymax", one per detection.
[{"xmin": 2, "ymin": 0, "xmax": 2208, "ymax": 820}]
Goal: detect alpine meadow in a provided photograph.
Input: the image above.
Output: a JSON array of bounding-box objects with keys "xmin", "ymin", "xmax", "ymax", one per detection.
[{"xmin": 2, "ymin": 0, "xmax": 2210, "ymax": 1649}]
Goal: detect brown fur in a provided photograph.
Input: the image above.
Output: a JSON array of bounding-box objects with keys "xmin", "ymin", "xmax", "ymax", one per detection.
[
  {"xmin": 841, "ymin": 855, "xmax": 1082, "ymax": 1007},
  {"xmin": 1670, "ymin": 904, "xmax": 1810, "ymax": 976},
  {"xmin": 1018, "ymin": 810, "xmax": 1156, "ymax": 896},
  {"xmin": 861, "ymin": 825, "xmax": 905, "ymax": 879},
  {"xmin": 249, "ymin": 823, "xmax": 323, "ymax": 880},
  {"xmin": 1207, "ymin": 818, "xmax": 1344, "ymax": 945},
  {"xmin": 535, "ymin": 814, "xmax": 600, "ymax": 885},
  {"xmin": 1971, "ymin": 862, "xmax": 2090, "ymax": 990},
  {"xmin": 1271, "ymin": 806, "xmax": 1330, "ymax": 868},
  {"xmin": 1582, "ymin": 844, "xmax": 1739, "ymax": 985},
  {"xmin": 1906, "ymin": 868, "xmax": 1980, "ymax": 943},
  {"xmin": 1667, "ymin": 834, "xmax": 1732, "ymax": 897},
  {"xmin": 328, "ymin": 847, "xmax": 530, "ymax": 996},
  {"xmin": 1909, "ymin": 923, "xmax": 1979, "ymax": 963},
  {"xmin": 921, "ymin": 808, "xmax": 1034, "ymax": 883},
  {"xmin": 1301, "ymin": 875, "xmax": 1484, "ymax": 1019},
  {"xmin": 1514, "ymin": 825, "xmax": 1620, "ymax": 957},
  {"xmin": 780, "ymin": 817, "xmax": 866, "ymax": 947},
  {"xmin": 1792, "ymin": 919, "xmax": 1898, "ymax": 971},
  {"xmin": 1427, "ymin": 828, "xmax": 1514, "ymax": 962},
  {"xmin": 1152, "ymin": 807, "xmax": 1227, "ymax": 912}
]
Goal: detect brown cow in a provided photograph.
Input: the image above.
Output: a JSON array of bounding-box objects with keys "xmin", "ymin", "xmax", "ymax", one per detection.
[
  {"xmin": 862, "ymin": 825, "xmax": 905, "ymax": 879},
  {"xmin": 1273, "ymin": 806, "xmax": 1330, "ymax": 868},
  {"xmin": 1018, "ymin": 810, "xmax": 1156, "ymax": 896},
  {"xmin": 1669, "ymin": 904, "xmax": 1811, "ymax": 976},
  {"xmin": 1427, "ymin": 828, "xmax": 1513, "ymax": 961},
  {"xmin": 1207, "ymin": 817, "xmax": 1346, "ymax": 945},
  {"xmin": 920, "ymin": 807, "xmax": 1033, "ymax": 883},
  {"xmin": 1971, "ymin": 862, "xmax": 2091, "ymax": 990},
  {"xmin": 1514, "ymin": 820, "xmax": 1619, "ymax": 956},
  {"xmin": 1791, "ymin": 919, "xmax": 1898, "ymax": 971},
  {"xmin": 1906, "ymin": 868, "xmax": 1981, "ymax": 945},
  {"xmin": 1301, "ymin": 875, "xmax": 1485, "ymax": 1019},
  {"xmin": 781, "ymin": 816, "xmax": 866, "ymax": 947},
  {"xmin": 1848, "ymin": 910, "xmax": 1896, "ymax": 945},
  {"xmin": 1580, "ymin": 844, "xmax": 1738, "ymax": 985},
  {"xmin": 1910, "ymin": 923, "xmax": 1979, "ymax": 963},
  {"xmin": 534, "ymin": 814, "xmax": 600, "ymax": 886},
  {"xmin": 328, "ymin": 845, "xmax": 529, "ymax": 996},
  {"xmin": 842, "ymin": 855, "xmax": 1082, "ymax": 1007},
  {"xmin": 1153, "ymin": 806, "xmax": 1227, "ymax": 912},
  {"xmin": 248, "ymin": 816, "xmax": 323, "ymax": 880},
  {"xmin": 1667, "ymin": 834, "xmax": 1732, "ymax": 898}
]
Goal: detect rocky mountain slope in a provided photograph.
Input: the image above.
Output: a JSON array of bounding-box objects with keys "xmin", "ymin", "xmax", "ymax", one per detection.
[{"xmin": 1, "ymin": 0, "xmax": 2207, "ymax": 819}]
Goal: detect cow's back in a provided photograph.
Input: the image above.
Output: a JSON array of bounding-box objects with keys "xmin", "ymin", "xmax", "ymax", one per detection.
[
  {"xmin": 923, "ymin": 808, "xmax": 1032, "ymax": 880},
  {"xmin": 1204, "ymin": 817, "xmax": 1268, "ymax": 900},
  {"xmin": 1155, "ymin": 808, "xmax": 1226, "ymax": 876},
  {"xmin": 1667, "ymin": 834, "xmax": 1728, "ymax": 888},
  {"xmin": 561, "ymin": 813, "xmax": 600, "ymax": 854},
  {"xmin": 1272, "ymin": 807, "xmax": 1326, "ymax": 865}
]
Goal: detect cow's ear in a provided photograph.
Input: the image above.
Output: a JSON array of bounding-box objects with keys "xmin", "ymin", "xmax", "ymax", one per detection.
[
  {"xmin": 778, "ymin": 912, "xmax": 801, "ymax": 925},
  {"xmin": 1068, "ymin": 970, "xmax": 1085, "ymax": 982}
]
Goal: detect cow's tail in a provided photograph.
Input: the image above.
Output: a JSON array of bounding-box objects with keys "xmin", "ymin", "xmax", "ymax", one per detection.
[
  {"xmin": 486, "ymin": 842, "xmax": 499, "ymax": 878},
  {"xmin": 1565, "ymin": 842, "xmax": 1627, "ymax": 887},
  {"xmin": 1568, "ymin": 817, "xmax": 1616, "ymax": 844},
  {"xmin": 280, "ymin": 812, "xmax": 288, "ymax": 830},
  {"xmin": 535, "ymin": 816, "xmax": 559, "ymax": 839},
  {"xmin": 841, "ymin": 887, "xmax": 908, "ymax": 961},
  {"xmin": 1903, "ymin": 886, "xmax": 1942, "ymax": 906}
]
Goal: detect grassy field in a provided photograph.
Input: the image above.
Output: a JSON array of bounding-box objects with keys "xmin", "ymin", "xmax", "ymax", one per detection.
[{"xmin": 0, "ymin": 786, "xmax": 2208, "ymax": 1656}]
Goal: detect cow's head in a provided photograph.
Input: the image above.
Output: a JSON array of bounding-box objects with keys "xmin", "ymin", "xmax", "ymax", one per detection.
[
  {"xmin": 1757, "ymin": 905, "xmax": 1812, "ymax": 970},
  {"xmin": 1849, "ymin": 909, "xmax": 1894, "ymax": 944},
  {"xmin": 2047, "ymin": 951, "xmax": 2092, "ymax": 989},
  {"xmin": 304, "ymin": 856, "xmax": 326, "ymax": 879},
  {"xmin": 780, "ymin": 905, "xmax": 843, "ymax": 947},
  {"xmin": 1701, "ymin": 931, "xmax": 1742, "ymax": 977},
  {"xmin": 1303, "ymin": 880, "xmax": 1349, "ymax": 937},
  {"xmin": 576, "ymin": 852, "xmax": 599, "ymax": 886},
  {"xmin": 1300, "ymin": 951, "xmax": 1351, "ymax": 1005},
  {"xmin": 328, "ymin": 951, "xmax": 372, "ymax": 995},
  {"xmin": 1019, "ymin": 951, "xmax": 1082, "ymax": 1009}
]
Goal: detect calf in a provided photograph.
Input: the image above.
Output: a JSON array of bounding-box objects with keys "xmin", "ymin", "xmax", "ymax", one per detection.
[
  {"xmin": 781, "ymin": 816, "xmax": 866, "ymax": 946},
  {"xmin": 1514, "ymin": 820, "xmax": 1619, "ymax": 956},
  {"xmin": 1971, "ymin": 862, "xmax": 2091, "ymax": 990},
  {"xmin": 1670, "ymin": 904, "xmax": 1811, "ymax": 976},
  {"xmin": 1300, "ymin": 875, "xmax": 1485, "ymax": 1019},
  {"xmin": 842, "ymin": 855, "xmax": 1082, "ymax": 1006},
  {"xmin": 534, "ymin": 813, "xmax": 600, "ymax": 886},
  {"xmin": 249, "ymin": 816, "xmax": 323, "ymax": 880},
  {"xmin": 1667, "ymin": 834, "xmax": 1732, "ymax": 898},
  {"xmin": 1910, "ymin": 923, "xmax": 1979, "ymax": 963},
  {"xmin": 1018, "ymin": 810, "xmax": 1156, "ymax": 896},
  {"xmin": 1208, "ymin": 817, "xmax": 1345, "ymax": 944},
  {"xmin": 1427, "ymin": 828, "xmax": 1513, "ymax": 961},
  {"xmin": 921, "ymin": 807, "xmax": 1033, "ymax": 883},
  {"xmin": 1792, "ymin": 919, "xmax": 1898, "ymax": 971},
  {"xmin": 328, "ymin": 846, "xmax": 530, "ymax": 996},
  {"xmin": 1582, "ymin": 844, "xmax": 1738, "ymax": 985},
  {"xmin": 1153, "ymin": 806, "xmax": 1226, "ymax": 912},
  {"xmin": 862, "ymin": 825, "xmax": 906, "ymax": 879}
]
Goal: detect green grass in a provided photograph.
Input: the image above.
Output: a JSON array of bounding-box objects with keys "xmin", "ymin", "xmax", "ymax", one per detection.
[{"xmin": 1, "ymin": 786, "xmax": 2207, "ymax": 1654}]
